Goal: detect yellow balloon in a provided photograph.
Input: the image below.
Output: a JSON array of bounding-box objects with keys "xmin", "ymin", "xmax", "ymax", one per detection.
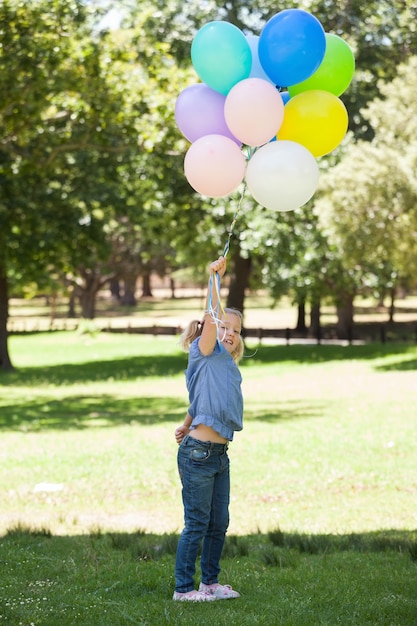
[{"xmin": 277, "ymin": 90, "xmax": 348, "ymax": 157}]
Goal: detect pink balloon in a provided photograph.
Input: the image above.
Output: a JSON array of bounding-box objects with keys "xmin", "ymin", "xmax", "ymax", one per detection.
[
  {"xmin": 184, "ymin": 134, "xmax": 246, "ymax": 198},
  {"xmin": 245, "ymin": 140, "xmax": 319, "ymax": 211},
  {"xmin": 175, "ymin": 83, "xmax": 240, "ymax": 145},
  {"xmin": 224, "ymin": 78, "xmax": 285, "ymax": 147}
]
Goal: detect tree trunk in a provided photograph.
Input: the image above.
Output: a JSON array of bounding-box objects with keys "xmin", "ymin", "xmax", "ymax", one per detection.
[
  {"xmin": 0, "ymin": 263, "xmax": 13, "ymax": 371},
  {"xmin": 388, "ymin": 286, "xmax": 395, "ymax": 322},
  {"xmin": 79, "ymin": 288, "xmax": 98, "ymax": 319},
  {"xmin": 109, "ymin": 277, "xmax": 121, "ymax": 301},
  {"xmin": 67, "ymin": 286, "xmax": 78, "ymax": 318},
  {"xmin": 296, "ymin": 301, "xmax": 307, "ymax": 332},
  {"xmin": 121, "ymin": 273, "xmax": 138, "ymax": 306},
  {"xmin": 170, "ymin": 277, "xmax": 176, "ymax": 299},
  {"xmin": 77, "ymin": 272, "xmax": 102, "ymax": 319},
  {"xmin": 49, "ymin": 292, "xmax": 57, "ymax": 322},
  {"xmin": 226, "ymin": 251, "xmax": 251, "ymax": 315},
  {"xmin": 142, "ymin": 271, "xmax": 152, "ymax": 298},
  {"xmin": 310, "ymin": 300, "xmax": 321, "ymax": 338},
  {"xmin": 336, "ymin": 293, "xmax": 355, "ymax": 340},
  {"xmin": 66, "ymin": 270, "xmax": 113, "ymax": 320}
]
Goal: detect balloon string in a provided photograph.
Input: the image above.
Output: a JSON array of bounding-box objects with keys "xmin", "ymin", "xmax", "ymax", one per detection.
[
  {"xmin": 207, "ymin": 272, "xmax": 224, "ymax": 326},
  {"xmin": 222, "ymin": 179, "xmax": 247, "ymax": 258},
  {"xmin": 207, "ymin": 177, "xmax": 248, "ymax": 328}
]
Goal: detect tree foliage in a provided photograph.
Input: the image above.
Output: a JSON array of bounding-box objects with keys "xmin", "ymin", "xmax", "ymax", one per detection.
[
  {"xmin": 315, "ymin": 57, "xmax": 417, "ymax": 314},
  {"xmin": 1, "ymin": 0, "xmax": 417, "ymax": 366},
  {"xmin": 130, "ymin": 0, "xmax": 417, "ymax": 329}
]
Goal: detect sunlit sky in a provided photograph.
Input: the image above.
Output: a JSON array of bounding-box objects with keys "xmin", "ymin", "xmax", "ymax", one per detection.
[{"xmin": 96, "ymin": 7, "xmax": 124, "ymax": 30}]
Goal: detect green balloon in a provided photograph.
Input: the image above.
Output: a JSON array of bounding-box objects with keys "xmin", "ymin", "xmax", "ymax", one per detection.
[
  {"xmin": 191, "ymin": 21, "xmax": 252, "ymax": 96},
  {"xmin": 289, "ymin": 33, "xmax": 355, "ymax": 97}
]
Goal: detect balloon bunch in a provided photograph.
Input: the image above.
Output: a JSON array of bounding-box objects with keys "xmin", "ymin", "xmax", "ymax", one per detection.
[{"xmin": 175, "ymin": 9, "xmax": 355, "ymax": 213}]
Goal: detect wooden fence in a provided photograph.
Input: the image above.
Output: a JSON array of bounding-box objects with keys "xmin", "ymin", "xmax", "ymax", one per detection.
[{"xmin": 7, "ymin": 319, "xmax": 417, "ymax": 344}]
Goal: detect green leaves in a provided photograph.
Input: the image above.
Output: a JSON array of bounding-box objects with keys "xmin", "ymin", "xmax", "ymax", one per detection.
[{"xmin": 316, "ymin": 56, "xmax": 417, "ymax": 296}]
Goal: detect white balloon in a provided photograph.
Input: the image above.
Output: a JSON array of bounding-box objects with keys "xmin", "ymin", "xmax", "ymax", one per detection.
[{"xmin": 245, "ymin": 140, "xmax": 319, "ymax": 211}]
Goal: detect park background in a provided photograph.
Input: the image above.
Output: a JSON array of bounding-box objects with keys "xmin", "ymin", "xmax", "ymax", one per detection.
[
  {"xmin": 1, "ymin": 0, "xmax": 417, "ymax": 624},
  {"xmin": 1, "ymin": 0, "xmax": 417, "ymax": 368}
]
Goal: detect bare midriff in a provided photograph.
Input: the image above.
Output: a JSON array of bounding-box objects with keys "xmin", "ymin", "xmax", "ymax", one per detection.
[{"xmin": 189, "ymin": 423, "xmax": 229, "ymax": 444}]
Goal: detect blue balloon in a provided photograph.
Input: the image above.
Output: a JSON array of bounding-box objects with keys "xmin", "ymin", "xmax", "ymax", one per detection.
[
  {"xmin": 246, "ymin": 34, "xmax": 274, "ymax": 83},
  {"xmin": 258, "ymin": 9, "xmax": 326, "ymax": 88},
  {"xmin": 280, "ymin": 91, "xmax": 291, "ymax": 105}
]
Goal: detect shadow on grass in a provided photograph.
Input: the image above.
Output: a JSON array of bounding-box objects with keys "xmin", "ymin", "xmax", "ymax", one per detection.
[
  {"xmin": 0, "ymin": 353, "xmax": 188, "ymax": 386},
  {"xmin": 1, "ymin": 344, "xmax": 416, "ymax": 388},
  {"xmin": 376, "ymin": 357, "xmax": 417, "ymax": 371},
  {"xmin": 262, "ymin": 527, "xmax": 417, "ymax": 559},
  {"xmin": 2, "ymin": 523, "xmax": 416, "ymax": 562},
  {"xmin": 0, "ymin": 396, "xmax": 319, "ymax": 431},
  {"xmin": 0, "ymin": 395, "xmax": 187, "ymax": 430},
  {"xmin": 242, "ymin": 342, "xmax": 417, "ymax": 369}
]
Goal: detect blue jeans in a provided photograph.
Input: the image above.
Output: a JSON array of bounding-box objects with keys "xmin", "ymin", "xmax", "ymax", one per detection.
[{"xmin": 174, "ymin": 434, "xmax": 230, "ymax": 593}]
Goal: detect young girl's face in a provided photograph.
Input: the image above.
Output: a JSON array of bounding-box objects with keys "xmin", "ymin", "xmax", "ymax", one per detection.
[{"xmin": 218, "ymin": 312, "xmax": 242, "ymax": 354}]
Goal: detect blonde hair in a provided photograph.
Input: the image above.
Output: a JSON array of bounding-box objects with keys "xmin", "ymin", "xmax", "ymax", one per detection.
[{"xmin": 180, "ymin": 308, "xmax": 244, "ymax": 364}]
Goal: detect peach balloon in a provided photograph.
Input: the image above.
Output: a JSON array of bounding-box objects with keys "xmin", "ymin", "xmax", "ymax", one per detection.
[
  {"xmin": 224, "ymin": 78, "xmax": 285, "ymax": 147},
  {"xmin": 184, "ymin": 134, "xmax": 246, "ymax": 198}
]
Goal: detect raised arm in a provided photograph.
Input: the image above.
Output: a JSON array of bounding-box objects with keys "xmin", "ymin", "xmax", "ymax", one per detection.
[{"xmin": 198, "ymin": 256, "xmax": 227, "ymax": 356}]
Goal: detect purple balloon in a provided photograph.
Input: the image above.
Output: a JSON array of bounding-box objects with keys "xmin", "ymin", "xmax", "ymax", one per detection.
[{"xmin": 175, "ymin": 83, "xmax": 241, "ymax": 145}]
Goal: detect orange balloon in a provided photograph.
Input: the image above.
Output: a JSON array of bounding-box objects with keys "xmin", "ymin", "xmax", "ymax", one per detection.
[{"xmin": 277, "ymin": 90, "xmax": 348, "ymax": 157}]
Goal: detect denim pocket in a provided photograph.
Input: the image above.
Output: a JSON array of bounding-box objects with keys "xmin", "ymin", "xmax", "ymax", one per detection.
[{"xmin": 191, "ymin": 447, "xmax": 211, "ymax": 461}]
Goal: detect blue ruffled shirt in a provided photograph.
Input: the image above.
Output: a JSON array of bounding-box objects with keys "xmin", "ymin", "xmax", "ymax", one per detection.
[{"xmin": 185, "ymin": 337, "xmax": 243, "ymax": 441}]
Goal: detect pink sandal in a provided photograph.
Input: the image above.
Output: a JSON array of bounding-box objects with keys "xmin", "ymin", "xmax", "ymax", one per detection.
[
  {"xmin": 199, "ymin": 582, "xmax": 240, "ymax": 599},
  {"xmin": 173, "ymin": 589, "xmax": 217, "ymax": 602}
]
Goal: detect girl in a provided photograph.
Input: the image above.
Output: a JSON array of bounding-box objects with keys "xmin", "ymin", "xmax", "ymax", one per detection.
[{"xmin": 173, "ymin": 256, "xmax": 244, "ymax": 602}]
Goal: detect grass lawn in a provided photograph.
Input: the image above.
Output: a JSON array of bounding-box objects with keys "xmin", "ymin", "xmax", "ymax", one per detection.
[{"xmin": 1, "ymin": 331, "xmax": 416, "ymax": 624}]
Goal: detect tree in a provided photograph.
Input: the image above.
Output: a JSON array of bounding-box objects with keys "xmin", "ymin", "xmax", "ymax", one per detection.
[
  {"xmin": 0, "ymin": 0, "xmax": 146, "ymax": 366},
  {"xmin": 314, "ymin": 57, "xmax": 417, "ymax": 335},
  {"xmin": 3, "ymin": 0, "xmax": 417, "ymax": 367},
  {"xmin": 0, "ymin": 1, "xmax": 91, "ymax": 367},
  {"xmin": 132, "ymin": 0, "xmax": 417, "ymax": 321},
  {"xmin": 134, "ymin": 0, "xmax": 417, "ymax": 140}
]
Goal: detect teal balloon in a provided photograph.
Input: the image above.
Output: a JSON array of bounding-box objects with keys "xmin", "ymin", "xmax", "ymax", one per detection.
[{"xmin": 191, "ymin": 21, "xmax": 252, "ymax": 95}]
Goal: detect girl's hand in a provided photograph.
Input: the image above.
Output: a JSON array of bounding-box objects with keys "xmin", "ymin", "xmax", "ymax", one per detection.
[
  {"xmin": 209, "ymin": 256, "xmax": 226, "ymax": 278},
  {"xmin": 175, "ymin": 425, "xmax": 189, "ymax": 445}
]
